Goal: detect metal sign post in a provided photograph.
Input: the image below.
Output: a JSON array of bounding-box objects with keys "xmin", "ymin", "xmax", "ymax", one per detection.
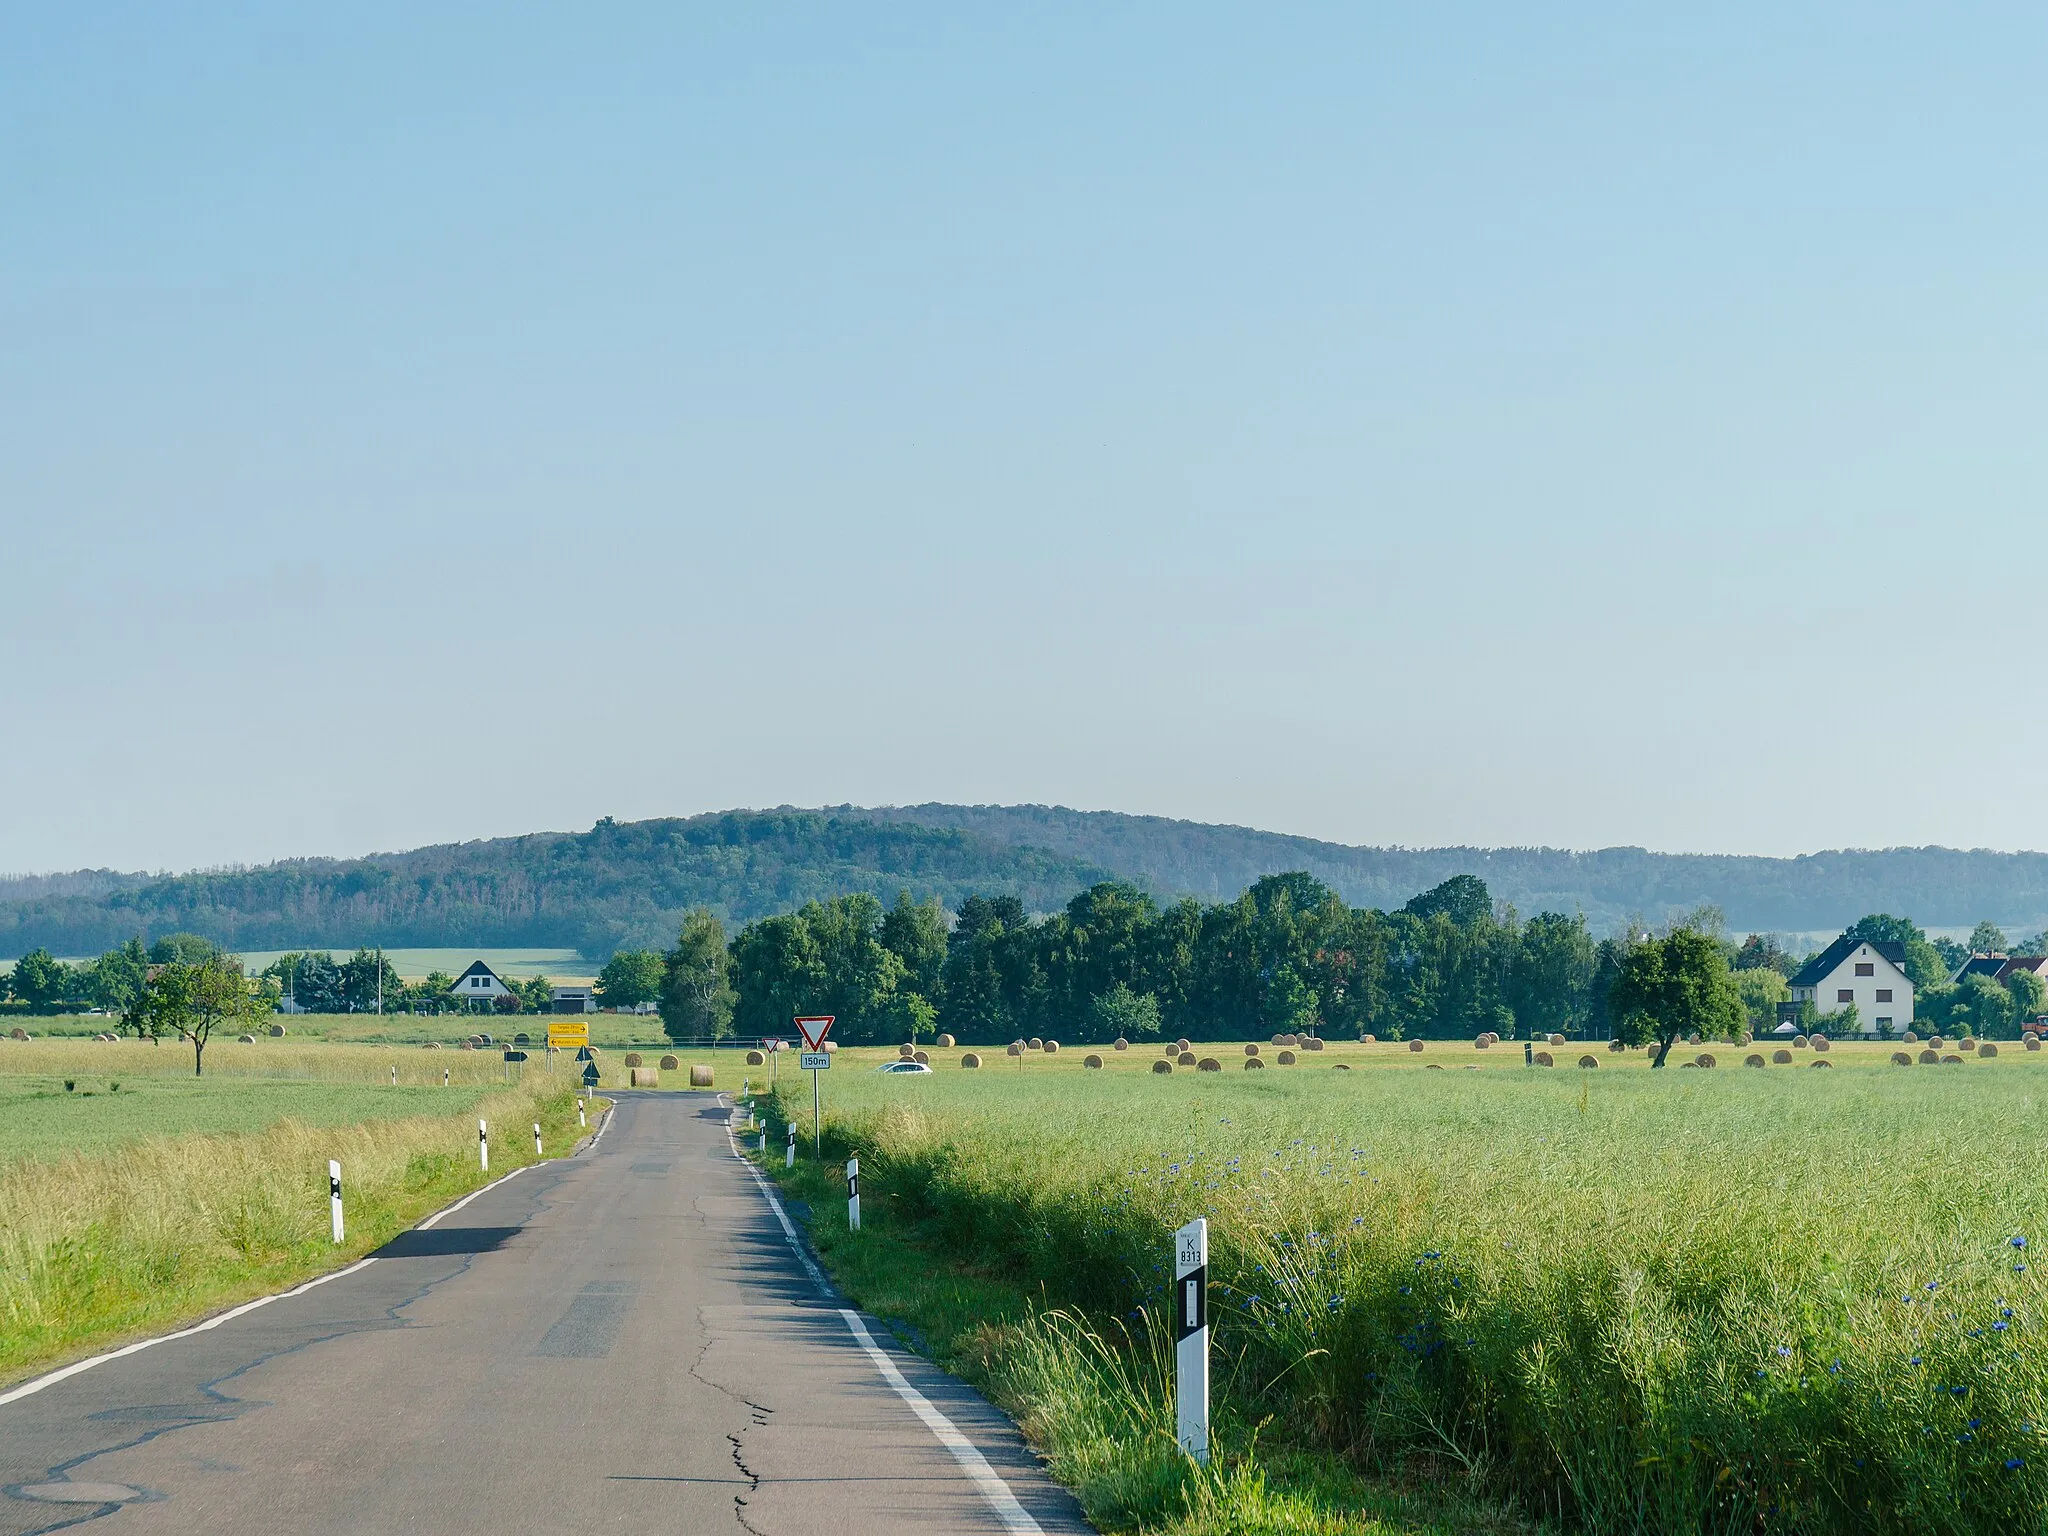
[
  {"xmin": 1174, "ymin": 1217, "xmax": 1209, "ymax": 1464},
  {"xmin": 794, "ymin": 1016, "xmax": 835, "ymax": 1159}
]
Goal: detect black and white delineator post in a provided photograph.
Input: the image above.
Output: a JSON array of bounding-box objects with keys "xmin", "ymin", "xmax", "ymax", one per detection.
[
  {"xmin": 1174, "ymin": 1217, "xmax": 1209, "ymax": 1464},
  {"xmin": 786, "ymin": 1123, "xmax": 796, "ymax": 1169},
  {"xmin": 328, "ymin": 1160, "xmax": 344, "ymax": 1244},
  {"xmin": 479, "ymin": 1119, "xmax": 489, "ymax": 1172},
  {"xmin": 442, "ymin": 1067, "xmax": 449, "ymax": 1088},
  {"xmin": 533, "ymin": 1122, "xmax": 543, "ymax": 1157},
  {"xmin": 390, "ymin": 1065, "xmax": 397, "ymax": 1087},
  {"xmin": 579, "ymin": 1099, "xmax": 587, "ymax": 1130},
  {"xmin": 847, "ymin": 1157, "xmax": 861, "ymax": 1232}
]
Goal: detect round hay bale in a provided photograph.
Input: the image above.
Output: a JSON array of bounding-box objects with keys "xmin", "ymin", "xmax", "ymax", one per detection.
[
  {"xmin": 1407, "ymin": 1039, "xmax": 1424, "ymax": 1053},
  {"xmin": 899, "ymin": 1044, "xmax": 916, "ymax": 1059},
  {"xmin": 1533, "ymin": 1051, "xmax": 1554, "ymax": 1067},
  {"xmin": 1981, "ymin": 1042, "xmax": 2001, "ymax": 1058},
  {"xmin": 1793, "ymin": 1034, "xmax": 1808, "ymax": 1047},
  {"xmin": 1687, "ymin": 1032, "xmax": 1702, "ymax": 1046},
  {"xmin": 1305, "ymin": 1038, "xmax": 1324, "ymax": 1051},
  {"xmin": 2030, "ymin": 1037, "xmax": 2044, "ymax": 1052},
  {"xmin": 1245, "ymin": 1043, "xmax": 1260, "ymax": 1057},
  {"xmin": 1811, "ymin": 1036, "xmax": 1831, "ymax": 1053},
  {"xmin": 1007, "ymin": 1043, "xmax": 1024, "ymax": 1057},
  {"xmin": 1679, "ymin": 1061, "xmax": 1698, "ymax": 1068},
  {"xmin": 660, "ymin": 1055, "xmax": 679, "ymax": 1071},
  {"xmin": 745, "ymin": 1050, "xmax": 765, "ymax": 1066},
  {"xmin": 238, "ymin": 1034, "xmax": 256, "ymax": 1044},
  {"xmin": 1362, "ymin": 1034, "xmax": 1376, "ymax": 1043},
  {"xmin": 688, "ymin": 1064, "xmax": 713, "ymax": 1087},
  {"xmin": 962, "ymin": 1053, "xmax": 983, "ymax": 1068},
  {"xmin": 1083, "ymin": 1054, "xmax": 1103, "ymax": 1069},
  {"xmin": 1694, "ymin": 1052, "xmax": 1717, "ymax": 1068},
  {"xmin": 1941, "ymin": 1053, "xmax": 1965, "ymax": 1065},
  {"xmin": 1333, "ymin": 1063, "xmax": 1352, "ymax": 1070},
  {"xmin": 1425, "ymin": 1063, "xmax": 1444, "ymax": 1070},
  {"xmin": 1028, "ymin": 1037, "xmax": 1043, "ymax": 1051},
  {"xmin": 2027, "ymin": 1030, "xmax": 2041, "ymax": 1044},
  {"xmin": 936, "ymin": 1034, "xmax": 955, "ymax": 1048},
  {"xmin": 1891, "ymin": 1051, "xmax": 1913, "ymax": 1066},
  {"xmin": 1175, "ymin": 1039, "xmax": 1192, "ymax": 1054},
  {"xmin": 629, "ymin": 1067, "xmax": 660, "ymax": 1087},
  {"xmin": 1577, "ymin": 1054, "xmax": 1599, "ymax": 1068},
  {"xmin": 1903, "ymin": 1030, "xmax": 1918, "ymax": 1043},
  {"xmin": 1548, "ymin": 1033, "xmax": 1565, "ymax": 1047},
  {"xmin": 624, "ymin": 1053, "xmax": 644, "ymax": 1068},
  {"xmin": 1960, "ymin": 1037, "xmax": 1979, "ymax": 1053},
  {"xmin": 1744, "ymin": 1053, "xmax": 1765, "ymax": 1068},
  {"xmin": 423, "ymin": 1041, "xmax": 441, "ymax": 1049},
  {"xmin": 1608, "ymin": 1038, "xmax": 1625, "ymax": 1052},
  {"xmin": 1043, "ymin": 1040, "xmax": 1060, "ymax": 1054},
  {"xmin": 1918, "ymin": 1049, "xmax": 1940, "ymax": 1064},
  {"xmin": 1930, "ymin": 1036, "xmax": 1945, "ymax": 1049},
  {"xmin": 1152, "ymin": 1059, "xmax": 1173, "ymax": 1074},
  {"xmin": 6, "ymin": 1027, "xmax": 25, "ymax": 1041},
  {"xmin": 1243, "ymin": 1057, "xmax": 1264, "ymax": 1070},
  {"xmin": 1178, "ymin": 1052, "xmax": 1197, "ymax": 1067},
  {"xmin": 1738, "ymin": 1032, "xmax": 1753, "ymax": 1046},
  {"xmin": 268, "ymin": 1024, "xmax": 285, "ymax": 1037},
  {"xmin": 1114, "ymin": 1038, "xmax": 1129, "ymax": 1051},
  {"xmin": 1473, "ymin": 1036, "xmax": 1491, "ymax": 1049},
  {"xmin": 1772, "ymin": 1049, "xmax": 1793, "ymax": 1064},
  {"xmin": 1277, "ymin": 1050, "xmax": 1296, "ymax": 1065},
  {"xmin": 913, "ymin": 1050, "xmax": 929, "ymax": 1064},
  {"xmin": 1271, "ymin": 1033, "xmax": 1286, "ymax": 1046}
]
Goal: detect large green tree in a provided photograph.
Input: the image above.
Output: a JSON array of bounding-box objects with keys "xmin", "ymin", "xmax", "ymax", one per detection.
[
  {"xmin": 662, "ymin": 908, "xmax": 737, "ymax": 1042},
  {"xmin": 595, "ymin": 949, "xmax": 666, "ymax": 1010},
  {"xmin": 1843, "ymin": 915, "xmax": 1948, "ymax": 991},
  {"xmin": 8, "ymin": 948, "xmax": 71, "ymax": 1010},
  {"xmin": 878, "ymin": 892, "xmax": 949, "ymax": 1004},
  {"xmin": 1510, "ymin": 912, "xmax": 1596, "ymax": 1038},
  {"xmin": 1607, "ymin": 929, "xmax": 1746, "ymax": 1068}
]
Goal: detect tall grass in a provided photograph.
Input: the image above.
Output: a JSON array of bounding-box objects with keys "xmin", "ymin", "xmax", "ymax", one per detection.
[{"xmin": 781, "ymin": 1059, "xmax": 2048, "ymax": 1534}]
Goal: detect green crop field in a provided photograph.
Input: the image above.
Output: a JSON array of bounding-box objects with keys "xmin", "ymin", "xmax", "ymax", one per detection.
[
  {"xmin": 754, "ymin": 1038, "xmax": 2048, "ymax": 1535},
  {"xmin": 232, "ymin": 947, "xmax": 595, "ymax": 981}
]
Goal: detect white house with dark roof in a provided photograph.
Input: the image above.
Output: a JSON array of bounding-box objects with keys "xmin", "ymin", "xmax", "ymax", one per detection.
[
  {"xmin": 453, "ymin": 960, "xmax": 517, "ymax": 1007},
  {"xmin": 1787, "ymin": 936, "xmax": 1914, "ymax": 1034}
]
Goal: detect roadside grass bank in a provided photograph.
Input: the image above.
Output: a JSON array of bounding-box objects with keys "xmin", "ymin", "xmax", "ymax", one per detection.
[
  {"xmin": 749, "ymin": 1056, "xmax": 2048, "ymax": 1535},
  {"xmin": 0, "ymin": 1083, "xmax": 606, "ymax": 1387},
  {"xmin": 739, "ymin": 1099, "xmax": 1525, "ymax": 1536}
]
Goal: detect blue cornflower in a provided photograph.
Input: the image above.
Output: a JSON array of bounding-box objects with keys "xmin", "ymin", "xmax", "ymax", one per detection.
[
  {"xmin": 1830, "ymin": 1361, "xmax": 1843, "ymax": 1374},
  {"xmin": 1910, "ymin": 1356, "xmax": 1924, "ymax": 1367},
  {"xmin": 2015, "ymin": 1236, "xmax": 2029, "ymax": 1250},
  {"xmin": 1971, "ymin": 1419, "xmax": 1982, "ymax": 1430},
  {"xmin": 1327, "ymin": 1296, "xmax": 1342, "ymax": 1312},
  {"xmin": 2009, "ymin": 1458, "xmax": 2026, "ymax": 1471},
  {"xmin": 1927, "ymin": 1281, "xmax": 1941, "ymax": 1292},
  {"xmin": 1399, "ymin": 1285, "xmax": 1412, "ymax": 1295}
]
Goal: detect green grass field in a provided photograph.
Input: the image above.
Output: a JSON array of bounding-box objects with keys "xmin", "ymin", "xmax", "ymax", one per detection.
[
  {"xmin": 233, "ymin": 946, "xmax": 595, "ymax": 982},
  {"xmin": 753, "ymin": 1037, "xmax": 2048, "ymax": 1535}
]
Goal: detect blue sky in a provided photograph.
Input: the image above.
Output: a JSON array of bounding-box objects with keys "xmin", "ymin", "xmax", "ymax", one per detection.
[{"xmin": 3, "ymin": 3, "xmax": 2043, "ymax": 872}]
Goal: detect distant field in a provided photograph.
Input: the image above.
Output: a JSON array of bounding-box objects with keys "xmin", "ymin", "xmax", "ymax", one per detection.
[{"xmin": 234, "ymin": 947, "xmax": 595, "ymax": 982}]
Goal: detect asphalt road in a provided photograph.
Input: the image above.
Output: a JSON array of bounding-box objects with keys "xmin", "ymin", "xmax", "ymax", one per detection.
[{"xmin": 0, "ymin": 1093, "xmax": 1093, "ymax": 1535}]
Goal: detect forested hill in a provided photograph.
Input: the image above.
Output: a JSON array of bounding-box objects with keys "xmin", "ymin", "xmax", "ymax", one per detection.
[
  {"xmin": 9, "ymin": 804, "xmax": 2048, "ymax": 961},
  {"xmin": 0, "ymin": 812, "xmax": 1116, "ymax": 958},
  {"xmin": 831, "ymin": 804, "xmax": 2048, "ymax": 935}
]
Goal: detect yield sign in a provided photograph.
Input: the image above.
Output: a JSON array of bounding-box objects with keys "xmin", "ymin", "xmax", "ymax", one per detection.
[{"xmin": 793, "ymin": 1015, "xmax": 835, "ymax": 1052}]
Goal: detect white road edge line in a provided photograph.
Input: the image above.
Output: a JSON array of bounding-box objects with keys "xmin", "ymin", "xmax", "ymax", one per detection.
[
  {"xmin": 719, "ymin": 1097, "xmax": 1045, "ymax": 1535},
  {"xmin": 0, "ymin": 1159, "xmax": 539, "ymax": 1408}
]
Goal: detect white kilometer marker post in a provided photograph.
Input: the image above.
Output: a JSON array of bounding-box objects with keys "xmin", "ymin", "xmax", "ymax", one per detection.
[
  {"xmin": 328, "ymin": 1160, "xmax": 344, "ymax": 1244},
  {"xmin": 579, "ymin": 1100, "xmax": 587, "ymax": 1130},
  {"xmin": 847, "ymin": 1157, "xmax": 861, "ymax": 1231},
  {"xmin": 1174, "ymin": 1217, "xmax": 1209, "ymax": 1464},
  {"xmin": 786, "ymin": 1123, "xmax": 796, "ymax": 1169},
  {"xmin": 479, "ymin": 1120, "xmax": 489, "ymax": 1172},
  {"xmin": 533, "ymin": 1122, "xmax": 543, "ymax": 1157}
]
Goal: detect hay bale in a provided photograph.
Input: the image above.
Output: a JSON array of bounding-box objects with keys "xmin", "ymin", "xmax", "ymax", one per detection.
[
  {"xmin": 1811, "ymin": 1059, "xmax": 1833, "ymax": 1069},
  {"xmin": 1577, "ymin": 1054, "xmax": 1599, "ymax": 1068},
  {"xmin": 423, "ymin": 1041, "xmax": 441, "ymax": 1049},
  {"xmin": 238, "ymin": 1034, "xmax": 256, "ymax": 1044},
  {"xmin": 936, "ymin": 1034, "xmax": 955, "ymax": 1048},
  {"xmin": 1687, "ymin": 1032, "xmax": 1702, "ymax": 1046},
  {"xmin": 625, "ymin": 1053, "xmax": 644, "ymax": 1068},
  {"xmin": 1271, "ymin": 1034, "xmax": 1286, "ymax": 1046},
  {"xmin": 1811, "ymin": 1036, "xmax": 1830, "ymax": 1053},
  {"xmin": 1930, "ymin": 1036, "xmax": 1945, "ymax": 1049},
  {"xmin": 1918, "ymin": 1049, "xmax": 1940, "ymax": 1064},
  {"xmin": 1425, "ymin": 1063, "xmax": 1444, "ymax": 1070},
  {"xmin": 1744, "ymin": 1053, "xmax": 1765, "ymax": 1068},
  {"xmin": 1084, "ymin": 1054, "xmax": 1103, "ymax": 1068},
  {"xmin": 660, "ymin": 1055, "xmax": 679, "ymax": 1071},
  {"xmin": 899, "ymin": 1043, "xmax": 916, "ymax": 1058},
  {"xmin": 268, "ymin": 1024, "xmax": 285, "ymax": 1037},
  {"xmin": 1960, "ymin": 1037, "xmax": 1979, "ymax": 1053},
  {"xmin": 2027, "ymin": 1030, "xmax": 2041, "ymax": 1044},
  {"xmin": 1362, "ymin": 1034, "xmax": 1376, "ymax": 1044},
  {"xmin": 1548, "ymin": 1033, "xmax": 1565, "ymax": 1047},
  {"xmin": 6, "ymin": 1027, "xmax": 24, "ymax": 1041},
  {"xmin": 1608, "ymin": 1038, "xmax": 1625, "ymax": 1052},
  {"xmin": 688, "ymin": 1064, "xmax": 713, "ymax": 1087},
  {"xmin": 1245, "ymin": 1042, "xmax": 1261, "ymax": 1057},
  {"xmin": 1152, "ymin": 1059, "xmax": 1173, "ymax": 1074},
  {"xmin": 913, "ymin": 1050, "xmax": 929, "ymax": 1064},
  {"xmin": 962, "ymin": 1053, "xmax": 983, "ymax": 1068},
  {"xmin": 1891, "ymin": 1051, "xmax": 1913, "ymax": 1066},
  {"xmin": 1113, "ymin": 1038, "xmax": 1129, "ymax": 1050},
  {"xmin": 626, "ymin": 1067, "xmax": 658, "ymax": 1087},
  {"xmin": 1277, "ymin": 1050, "xmax": 1296, "ymax": 1065},
  {"xmin": 1407, "ymin": 1039, "xmax": 1424, "ymax": 1053},
  {"xmin": 1022, "ymin": 1037, "xmax": 1040, "ymax": 1051},
  {"xmin": 1305, "ymin": 1038, "xmax": 1324, "ymax": 1051},
  {"xmin": 1473, "ymin": 1036, "xmax": 1491, "ymax": 1049},
  {"xmin": 1334, "ymin": 1063, "xmax": 1352, "ymax": 1070},
  {"xmin": 1175, "ymin": 1038, "xmax": 1192, "ymax": 1054},
  {"xmin": 746, "ymin": 1050, "xmax": 765, "ymax": 1065},
  {"xmin": 1981, "ymin": 1042, "xmax": 2000, "ymax": 1058},
  {"xmin": 1178, "ymin": 1052, "xmax": 1197, "ymax": 1067},
  {"xmin": 2030, "ymin": 1037, "xmax": 2044, "ymax": 1052},
  {"xmin": 1772, "ymin": 1049, "xmax": 1793, "ymax": 1064},
  {"xmin": 1533, "ymin": 1051, "xmax": 1554, "ymax": 1067},
  {"xmin": 1792, "ymin": 1034, "xmax": 1807, "ymax": 1047},
  {"xmin": 1243, "ymin": 1057, "xmax": 1264, "ymax": 1070},
  {"xmin": 1007, "ymin": 1042, "xmax": 1024, "ymax": 1057},
  {"xmin": 1903, "ymin": 1030, "xmax": 1919, "ymax": 1043},
  {"xmin": 1680, "ymin": 1061, "xmax": 1698, "ymax": 1068},
  {"xmin": 1044, "ymin": 1040, "xmax": 1060, "ymax": 1054},
  {"xmin": 1941, "ymin": 1053, "xmax": 1965, "ymax": 1065},
  {"xmin": 1695, "ymin": 1052, "xmax": 1717, "ymax": 1068}
]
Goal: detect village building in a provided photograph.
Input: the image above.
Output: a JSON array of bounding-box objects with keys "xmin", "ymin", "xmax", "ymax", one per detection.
[
  {"xmin": 452, "ymin": 960, "xmax": 518, "ymax": 1008},
  {"xmin": 1786, "ymin": 937, "xmax": 1915, "ymax": 1034}
]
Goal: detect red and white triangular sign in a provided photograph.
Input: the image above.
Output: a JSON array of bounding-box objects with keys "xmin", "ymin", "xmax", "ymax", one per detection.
[{"xmin": 793, "ymin": 1015, "xmax": 835, "ymax": 1052}]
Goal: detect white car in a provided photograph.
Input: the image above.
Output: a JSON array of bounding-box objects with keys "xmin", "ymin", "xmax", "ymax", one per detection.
[{"xmin": 875, "ymin": 1060, "xmax": 933, "ymax": 1074}]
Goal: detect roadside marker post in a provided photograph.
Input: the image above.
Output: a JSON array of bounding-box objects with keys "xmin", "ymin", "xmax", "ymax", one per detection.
[
  {"xmin": 795, "ymin": 1016, "xmax": 836, "ymax": 1158},
  {"xmin": 1174, "ymin": 1217, "xmax": 1210, "ymax": 1464},
  {"xmin": 443, "ymin": 1068, "xmax": 449, "ymax": 1088},
  {"xmin": 786, "ymin": 1123, "xmax": 796, "ymax": 1168},
  {"xmin": 479, "ymin": 1120, "xmax": 489, "ymax": 1173},
  {"xmin": 847, "ymin": 1157, "xmax": 861, "ymax": 1232},
  {"xmin": 390, "ymin": 1066, "xmax": 397, "ymax": 1087},
  {"xmin": 579, "ymin": 1099, "xmax": 587, "ymax": 1130},
  {"xmin": 533, "ymin": 1122, "xmax": 543, "ymax": 1157},
  {"xmin": 328, "ymin": 1160, "xmax": 344, "ymax": 1244}
]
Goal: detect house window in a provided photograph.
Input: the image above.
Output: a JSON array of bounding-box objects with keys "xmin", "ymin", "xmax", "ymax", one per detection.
[
  {"xmin": 1837, "ymin": 989, "xmax": 1854, "ymax": 1004},
  {"xmin": 1854, "ymin": 963, "xmax": 1874, "ymax": 977},
  {"xmin": 1876, "ymin": 1017, "xmax": 1893, "ymax": 1028},
  {"xmin": 1876, "ymin": 989, "xmax": 1892, "ymax": 1003}
]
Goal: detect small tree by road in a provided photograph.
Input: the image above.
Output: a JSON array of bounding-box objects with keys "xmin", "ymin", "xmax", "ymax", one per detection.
[
  {"xmin": 137, "ymin": 956, "xmax": 271, "ymax": 1076},
  {"xmin": 1609, "ymin": 929, "xmax": 1746, "ymax": 1068}
]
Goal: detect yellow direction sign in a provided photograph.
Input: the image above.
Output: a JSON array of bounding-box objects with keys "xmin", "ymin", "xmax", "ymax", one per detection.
[{"xmin": 547, "ymin": 1021, "xmax": 590, "ymax": 1051}]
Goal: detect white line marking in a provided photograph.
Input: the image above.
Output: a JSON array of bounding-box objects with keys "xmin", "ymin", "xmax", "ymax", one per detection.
[
  {"xmin": 2, "ymin": 1153, "xmax": 543, "ymax": 1406},
  {"xmin": 841, "ymin": 1309, "xmax": 1045, "ymax": 1535},
  {"xmin": 585, "ymin": 1100, "xmax": 616, "ymax": 1152},
  {"xmin": 719, "ymin": 1098, "xmax": 1044, "ymax": 1533}
]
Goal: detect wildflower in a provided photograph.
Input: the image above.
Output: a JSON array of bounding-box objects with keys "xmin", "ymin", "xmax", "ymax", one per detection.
[
  {"xmin": 2009, "ymin": 1458, "xmax": 2026, "ymax": 1471},
  {"xmin": 1830, "ymin": 1361, "xmax": 1843, "ymax": 1374},
  {"xmin": 1910, "ymin": 1357, "xmax": 1923, "ymax": 1367},
  {"xmin": 1927, "ymin": 1281, "xmax": 1941, "ymax": 1292},
  {"xmin": 1326, "ymin": 1297, "xmax": 1341, "ymax": 1312},
  {"xmin": 2015, "ymin": 1236, "xmax": 2029, "ymax": 1250},
  {"xmin": 1971, "ymin": 1419, "xmax": 1982, "ymax": 1430},
  {"xmin": 1775, "ymin": 1346, "xmax": 1792, "ymax": 1358}
]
